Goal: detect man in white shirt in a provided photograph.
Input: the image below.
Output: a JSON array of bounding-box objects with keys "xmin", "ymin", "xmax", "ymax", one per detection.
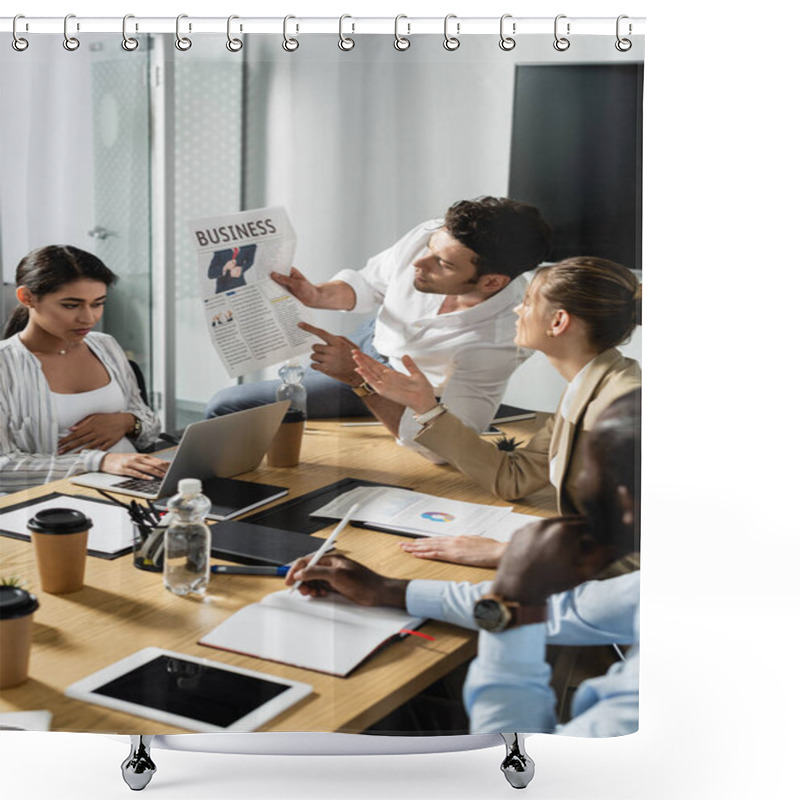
[{"xmin": 205, "ymin": 197, "xmax": 552, "ymax": 459}]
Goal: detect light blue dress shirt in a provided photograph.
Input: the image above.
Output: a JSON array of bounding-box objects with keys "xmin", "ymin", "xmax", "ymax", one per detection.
[{"xmin": 406, "ymin": 571, "xmax": 640, "ymax": 736}]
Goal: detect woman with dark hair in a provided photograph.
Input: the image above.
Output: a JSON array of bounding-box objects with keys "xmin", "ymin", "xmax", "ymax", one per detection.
[
  {"xmin": 1, "ymin": 245, "xmax": 166, "ymax": 493},
  {"xmin": 352, "ymin": 256, "xmax": 642, "ymax": 567}
]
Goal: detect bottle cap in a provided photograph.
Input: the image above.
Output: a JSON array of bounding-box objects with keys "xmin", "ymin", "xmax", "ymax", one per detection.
[
  {"xmin": 0, "ymin": 585, "xmax": 39, "ymax": 620},
  {"xmin": 178, "ymin": 478, "xmax": 202, "ymax": 496},
  {"xmin": 27, "ymin": 507, "xmax": 93, "ymax": 534}
]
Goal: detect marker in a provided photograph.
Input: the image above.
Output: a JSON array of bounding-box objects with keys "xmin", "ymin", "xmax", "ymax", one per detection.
[
  {"xmin": 290, "ymin": 501, "xmax": 361, "ymax": 594},
  {"xmin": 211, "ymin": 565, "xmax": 289, "ymax": 576}
]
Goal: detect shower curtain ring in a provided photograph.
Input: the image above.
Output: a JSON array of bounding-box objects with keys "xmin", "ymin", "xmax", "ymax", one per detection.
[
  {"xmin": 175, "ymin": 14, "xmax": 192, "ymax": 51},
  {"xmin": 63, "ymin": 13, "xmax": 80, "ymax": 51},
  {"xmin": 499, "ymin": 14, "xmax": 516, "ymax": 51},
  {"xmin": 122, "ymin": 14, "xmax": 139, "ymax": 51},
  {"xmin": 443, "ymin": 14, "xmax": 460, "ymax": 51},
  {"xmin": 394, "ymin": 15, "xmax": 410, "ymax": 50},
  {"xmin": 12, "ymin": 15, "xmax": 29, "ymax": 51},
  {"xmin": 615, "ymin": 15, "xmax": 633, "ymax": 51},
  {"xmin": 282, "ymin": 15, "xmax": 299, "ymax": 52},
  {"xmin": 226, "ymin": 15, "xmax": 243, "ymax": 52},
  {"xmin": 338, "ymin": 15, "xmax": 355, "ymax": 51},
  {"xmin": 553, "ymin": 14, "xmax": 570, "ymax": 51}
]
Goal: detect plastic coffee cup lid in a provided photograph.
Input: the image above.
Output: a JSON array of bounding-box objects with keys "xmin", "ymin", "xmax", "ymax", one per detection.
[
  {"xmin": 27, "ymin": 507, "xmax": 93, "ymax": 534},
  {"xmin": 0, "ymin": 585, "xmax": 39, "ymax": 620}
]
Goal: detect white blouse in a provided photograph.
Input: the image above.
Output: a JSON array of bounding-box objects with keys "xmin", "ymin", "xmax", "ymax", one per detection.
[
  {"xmin": 549, "ymin": 356, "xmax": 598, "ymax": 485},
  {"xmin": 0, "ymin": 331, "xmax": 160, "ymax": 493},
  {"xmin": 51, "ymin": 378, "xmax": 137, "ymax": 455}
]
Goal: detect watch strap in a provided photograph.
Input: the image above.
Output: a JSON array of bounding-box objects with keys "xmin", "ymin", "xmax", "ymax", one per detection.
[
  {"xmin": 474, "ymin": 592, "xmax": 548, "ymax": 632},
  {"xmin": 413, "ymin": 402, "xmax": 448, "ymax": 425},
  {"xmin": 352, "ymin": 381, "xmax": 376, "ymax": 398}
]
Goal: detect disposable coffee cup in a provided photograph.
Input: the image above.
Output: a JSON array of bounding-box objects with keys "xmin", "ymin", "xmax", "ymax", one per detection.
[
  {"xmin": 27, "ymin": 508, "xmax": 93, "ymax": 594},
  {"xmin": 267, "ymin": 409, "xmax": 306, "ymax": 467},
  {"xmin": 0, "ymin": 585, "xmax": 39, "ymax": 689}
]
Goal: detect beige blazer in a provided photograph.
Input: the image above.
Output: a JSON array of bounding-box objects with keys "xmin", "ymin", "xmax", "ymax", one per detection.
[{"xmin": 415, "ymin": 348, "xmax": 641, "ymax": 515}]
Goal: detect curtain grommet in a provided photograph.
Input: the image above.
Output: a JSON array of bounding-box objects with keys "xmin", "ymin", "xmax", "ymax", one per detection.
[
  {"xmin": 499, "ymin": 14, "xmax": 516, "ymax": 51},
  {"xmin": 63, "ymin": 13, "xmax": 80, "ymax": 51},
  {"xmin": 12, "ymin": 15, "xmax": 29, "ymax": 51},
  {"xmin": 443, "ymin": 14, "xmax": 460, "ymax": 51},
  {"xmin": 553, "ymin": 14, "xmax": 571, "ymax": 52},
  {"xmin": 226, "ymin": 15, "xmax": 243, "ymax": 52},
  {"xmin": 175, "ymin": 14, "xmax": 192, "ymax": 51},
  {"xmin": 282, "ymin": 15, "xmax": 299, "ymax": 52}
]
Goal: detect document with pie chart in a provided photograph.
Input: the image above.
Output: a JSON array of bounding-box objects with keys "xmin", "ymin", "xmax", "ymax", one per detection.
[{"xmin": 311, "ymin": 486, "xmax": 514, "ymax": 538}]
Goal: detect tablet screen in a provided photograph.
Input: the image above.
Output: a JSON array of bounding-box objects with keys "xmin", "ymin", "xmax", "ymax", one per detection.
[{"xmin": 93, "ymin": 654, "xmax": 290, "ymax": 728}]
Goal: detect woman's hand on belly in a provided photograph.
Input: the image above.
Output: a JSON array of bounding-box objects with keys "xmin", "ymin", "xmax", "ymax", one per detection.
[
  {"xmin": 58, "ymin": 412, "xmax": 135, "ymax": 454},
  {"xmin": 100, "ymin": 452, "xmax": 169, "ymax": 480}
]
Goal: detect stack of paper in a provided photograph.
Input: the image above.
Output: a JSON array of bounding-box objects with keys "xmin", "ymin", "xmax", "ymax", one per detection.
[{"xmin": 311, "ymin": 486, "xmax": 515, "ymax": 538}]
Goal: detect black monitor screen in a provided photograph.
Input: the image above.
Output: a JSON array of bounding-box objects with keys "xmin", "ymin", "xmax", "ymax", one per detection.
[{"xmin": 509, "ymin": 63, "xmax": 644, "ymax": 271}]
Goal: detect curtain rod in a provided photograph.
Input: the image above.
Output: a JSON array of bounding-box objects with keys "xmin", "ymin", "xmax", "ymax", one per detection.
[{"xmin": 1, "ymin": 16, "xmax": 646, "ymax": 37}]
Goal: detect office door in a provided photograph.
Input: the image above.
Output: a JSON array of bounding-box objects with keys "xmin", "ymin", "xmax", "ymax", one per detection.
[{"xmin": 88, "ymin": 39, "xmax": 153, "ymax": 403}]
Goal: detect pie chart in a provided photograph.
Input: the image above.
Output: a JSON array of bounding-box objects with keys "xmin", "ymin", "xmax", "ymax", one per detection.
[{"xmin": 420, "ymin": 511, "xmax": 455, "ymax": 523}]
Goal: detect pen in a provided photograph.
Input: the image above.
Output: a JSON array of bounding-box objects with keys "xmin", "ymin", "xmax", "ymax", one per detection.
[
  {"xmin": 290, "ymin": 501, "xmax": 361, "ymax": 594},
  {"xmin": 211, "ymin": 565, "xmax": 289, "ymax": 576}
]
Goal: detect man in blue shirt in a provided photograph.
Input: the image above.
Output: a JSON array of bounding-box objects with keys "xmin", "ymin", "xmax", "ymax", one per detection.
[{"xmin": 286, "ymin": 389, "xmax": 641, "ymax": 736}]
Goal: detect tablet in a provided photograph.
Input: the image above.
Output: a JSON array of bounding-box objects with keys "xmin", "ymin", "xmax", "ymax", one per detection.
[{"xmin": 65, "ymin": 647, "xmax": 313, "ymax": 732}]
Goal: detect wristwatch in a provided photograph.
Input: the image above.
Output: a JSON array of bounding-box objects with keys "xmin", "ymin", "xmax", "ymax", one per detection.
[
  {"xmin": 352, "ymin": 380, "xmax": 376, "ymax": 398},
  {"xmin": 413, "ymin": 402, "xmax": 448, "ymax": 425},
  {"xmin": 473, "ymin": 593, "xmax": 548, "ymax": 633},
  {"xmin": 129, "ymin": 416, "xmax": 143, "ymax": 439}
]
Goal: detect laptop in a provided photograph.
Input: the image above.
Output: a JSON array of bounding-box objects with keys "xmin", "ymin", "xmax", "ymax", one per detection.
[{"xmin": 69, "ymin": 401, "xmax": 290, "ymax": 500}]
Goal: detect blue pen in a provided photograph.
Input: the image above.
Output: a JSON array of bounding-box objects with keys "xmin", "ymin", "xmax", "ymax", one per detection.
[{"xmin": 211, "ymin": 565, "xmax": 289, "ymax": 576}]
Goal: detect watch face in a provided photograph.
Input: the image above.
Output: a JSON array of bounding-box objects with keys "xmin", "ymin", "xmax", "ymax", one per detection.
[{"xmin": 473, "ymin": 598, "xmax": 509, "ymax": 632}]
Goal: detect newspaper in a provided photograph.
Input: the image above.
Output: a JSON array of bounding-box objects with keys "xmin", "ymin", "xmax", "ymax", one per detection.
[{"xmin": 188, "ymin": 206, "xmax": 315, "ymax": 378}]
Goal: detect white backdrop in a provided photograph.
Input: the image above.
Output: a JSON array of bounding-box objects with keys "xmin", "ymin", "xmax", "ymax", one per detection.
[{"xmin": 2, "ymin": 2, "xmax": 798, "ymax": 800}]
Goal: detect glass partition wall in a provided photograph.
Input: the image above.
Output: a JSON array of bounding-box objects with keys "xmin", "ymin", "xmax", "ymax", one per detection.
[{"xmin": 2, "ymin": 33, "xmax": 640, "ymax": 430}]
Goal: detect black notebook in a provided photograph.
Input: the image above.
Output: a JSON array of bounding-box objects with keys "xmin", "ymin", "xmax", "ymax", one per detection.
[
  {"xmin": 210, "ymin": 519, "xmax": 317, "ymax": 566},
  {"xmin": 492, "ymin": 403, "xmax": 537, "ymax": 424},
  {"xmin": 244, "ymin": 477, "xmax": 404, "ymax": 534},
  {"xmin": 156, "ymin": 477, "xmax": 288, "ymax": 521}
]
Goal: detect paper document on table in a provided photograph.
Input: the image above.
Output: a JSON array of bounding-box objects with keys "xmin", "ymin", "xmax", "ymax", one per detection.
[
  {"xmin": 486, "ymin": 511, "xmax": 547, "ymax": 543},
  {"xmin": 188, "ymin": 205, "xmax": 316, "ymax": 378},
  {"xmin": 199, "ymin": 589, "xmax": 424, "ymax": 677},
  {"xmin": 0, "ymin": 492, "xmax": 134, "ymax": 557},
  {"xmin": 311, "ymin": 486, "xmax": 513, "ymax": 538}
]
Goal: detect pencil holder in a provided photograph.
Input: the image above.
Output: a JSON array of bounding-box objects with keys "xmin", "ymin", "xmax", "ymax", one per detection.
[{"xmin": 132, "ymin": 522, "xmax": 167, "ymax": 573}]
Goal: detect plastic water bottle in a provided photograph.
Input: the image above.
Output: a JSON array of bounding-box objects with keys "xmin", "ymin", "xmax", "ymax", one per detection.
[
  {"xmin": 276, "ymin": 361, "xmax": 307, "ymax": 417},
  {"xmin": 163, "ymin": 478, "xmax": 211, "ymax": 596}
]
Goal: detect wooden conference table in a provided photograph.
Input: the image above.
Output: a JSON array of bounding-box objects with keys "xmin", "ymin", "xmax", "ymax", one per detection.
[{"xmin": 0, "ymin": 417, "xmax": 554, "ymax": 734}]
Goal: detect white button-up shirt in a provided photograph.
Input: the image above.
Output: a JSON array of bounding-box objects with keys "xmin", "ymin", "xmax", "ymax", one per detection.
[{"xmin": 333, "ymin": 220, "xmax": 529, "ymax": 460}]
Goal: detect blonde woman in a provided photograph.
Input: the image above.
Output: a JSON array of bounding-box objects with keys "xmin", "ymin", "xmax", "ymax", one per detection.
[{"xmin": 352, "ymin": 256, "xmax": 641, "ymax": 567}]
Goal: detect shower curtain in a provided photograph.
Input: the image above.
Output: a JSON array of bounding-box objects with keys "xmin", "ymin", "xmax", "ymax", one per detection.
[{"xmin": 0, "ymin": 20, "xmax": 643, "ymax": 746}]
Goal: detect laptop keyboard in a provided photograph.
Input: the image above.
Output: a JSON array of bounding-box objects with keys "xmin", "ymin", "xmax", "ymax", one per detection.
[{"xmin": 113, "ymin": 477, "xmax": 163, "ymax": 495}]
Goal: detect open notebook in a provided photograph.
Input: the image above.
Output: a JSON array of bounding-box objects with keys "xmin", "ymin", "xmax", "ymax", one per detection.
[{"xmin": 199, "ymin": 589, "xmax": 424, "ymax": 678}]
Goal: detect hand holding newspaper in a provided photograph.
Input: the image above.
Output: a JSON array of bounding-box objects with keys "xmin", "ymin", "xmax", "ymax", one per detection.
[{"xmin": 188, "ymin": 205, "xmax": 316, "ymax": 377}]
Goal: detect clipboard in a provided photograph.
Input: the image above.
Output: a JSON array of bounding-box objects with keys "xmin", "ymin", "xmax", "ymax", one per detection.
[
  {"xmin": 0, "ymin": 491, "xmax": 134, "ymax": 559},
  {"xmin": 243, "ymin": 477, "xmax": 407, "ymax": 535}
]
